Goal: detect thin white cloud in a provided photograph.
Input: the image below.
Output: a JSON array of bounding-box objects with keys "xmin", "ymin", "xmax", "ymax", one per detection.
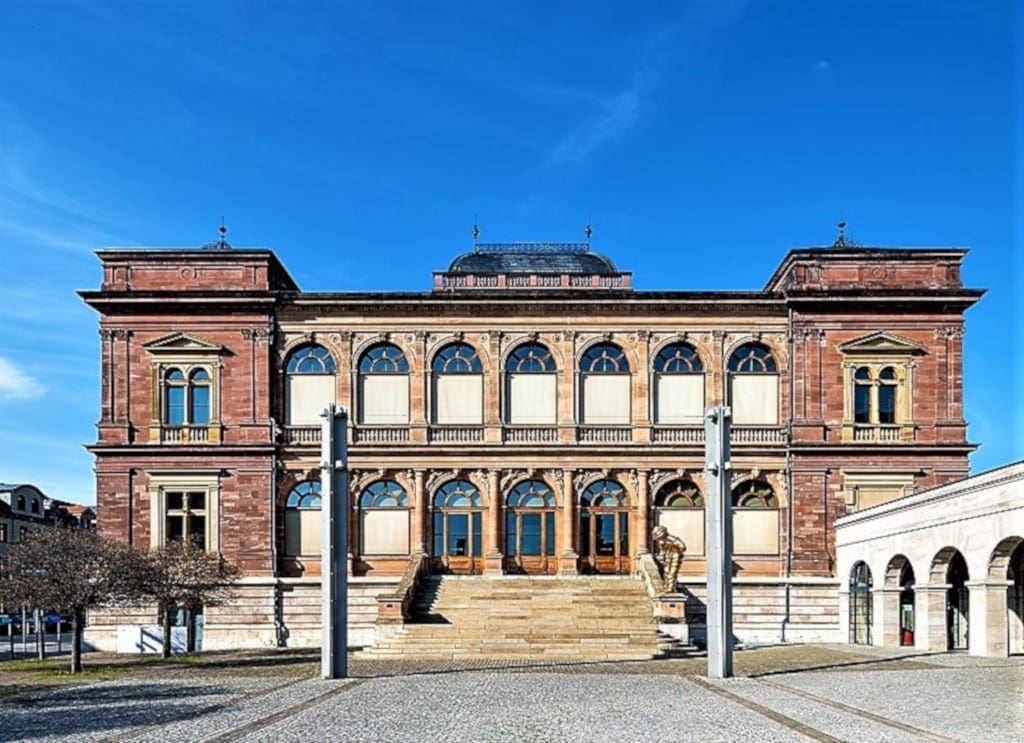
[
  {"xmin": 0, "ymin": 356, "xmax": 46, "ymax": 401},
  {"xmin": 544, "ymin": 28, "xmax": 678, "ymax": 168}
]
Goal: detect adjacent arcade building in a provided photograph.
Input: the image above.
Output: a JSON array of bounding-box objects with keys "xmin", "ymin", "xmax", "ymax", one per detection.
[{"xmin": 80, "ymin": 235, "xmax": 982, "ymax": 649}]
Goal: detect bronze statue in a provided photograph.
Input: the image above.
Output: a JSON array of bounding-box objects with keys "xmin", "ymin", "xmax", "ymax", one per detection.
[{"xmin": 652, "ymin": 525, "xmax": 686, "ymax": 594}]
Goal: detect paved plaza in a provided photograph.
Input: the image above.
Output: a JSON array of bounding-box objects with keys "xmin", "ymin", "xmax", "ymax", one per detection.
[{"xmin": 0, "ymin": 645, "xmax": 1020, "ymax": 742}]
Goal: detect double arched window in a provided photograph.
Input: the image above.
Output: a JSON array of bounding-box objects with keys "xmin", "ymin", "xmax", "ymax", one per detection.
[
  {"xmin": 854, "ymin": 366, "xmax": 899, "ymax": 425},
  {"xmin": 163, "ymin": 368, "xmax": 212, "ymax": 426},
  {"xmin": 580, "ymin": 343, "xmax": 631, "ymax": 424},
  {"xmin": 732, "ymin": 479, "xmax": 780, "ymax": 555},
  {"xmin": 358, "ymin": 343, "xmax": 410, "ymax": 424},
  {"xmin": 653, "ymin": 479, "xmax": 705, "ymax": 554},
  {"xmin": 432, "ymin": 342, "xmax": 484, "ymax": 424},
  {"xmin": 359, "ymin": 480, "xmax": 410, "ymax": 555},
  {"xmin": 653, "ymin": 343, "xmax": 704, "ymax": 424},
  {"xmin": 284, "ymin": 481, "xmax": 322, "ymax": 557},
  {"xmin": 506, "ymin": 343, "xmax": 557, "ymax": 425},
  {"xmin": 727, "ymin": 342, "xmax": 779, "ymax": 425},
  {"xmin": 285, "ymin": 344, "xmax": 336, "ymax": 425}
]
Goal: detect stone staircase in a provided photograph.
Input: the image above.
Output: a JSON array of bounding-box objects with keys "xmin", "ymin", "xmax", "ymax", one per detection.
[{"xmin": 355, "ymin": 575, "xmax": 677, "ymax": 661}]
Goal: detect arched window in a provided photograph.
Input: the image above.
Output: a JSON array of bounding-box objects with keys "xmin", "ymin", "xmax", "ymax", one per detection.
[
  {"xmin": 731, "ymin": 479, "xmax": 780, "ymax": 555},
  {"xmin": 30, "ymin": 498, "xmax": 40, "ymax": 515},
  {"xmin": 654, "ymin": 480, "xmax": 705, "ymax": 554},
  {"xmin": 899, "ymin": 561, "xmax": 916, "ymax": 647},
  {"xmin": 580, "ymin": 343, "xmax": 630, "ymax": 424},
  {"xmin": 727, "ymin": 342, "xmax": 779, "ymax": 425},
  {"xmin": 15, "ymin": 495, "xmax": 26, "ymax": 511},
  {"xmin": 432, "ymin": 480, "xmax": 484, "ymax": 568},
  {"xmin": 285, "ymin": 344, "xmax": 336, "ymax": 425},
  {"xmin": 854, "ymin": 367, "xmax": 871, "ymax": 423},
  {"xmin": 359, "ymin": 480, "xmax": 410, "ymax": 555},
  {"xmin": 358, "ymin": 343, "xmax": 410, "ymax": 424},
  {"xmin": 189, "ymin": 369, "xmax": 211, "ymax": 425},
  {"xmin": 506, "ymin": 480, "xmax": 557, "ymax": 566},
  {"xmin": 163, "ymin": 367, "xmax": 212, "ymax": 427},
  {"xmin": 579, "ymin": 480, "xmax": 630, "ymax": 571},
  {"xmin": 284, "ymin": 481, "xmax": 322, "ymax": 557},
  {"xmin": 432, "ymin": 342, "xmax": 483, "ymax": 424},
  {"xmin": 506, "ymin": 343, "xmax": 557, "ymax": 425},
  {"xmin": 849, "ymin": 561, "xmax": 873, "ymax": 645},
  {"xmin": 878, "ymin": 367, "xmax": 897, "ymax": 424},
  {"xmin": 653, "ymin": 343, "xmax": 704, "ymax": 424}
]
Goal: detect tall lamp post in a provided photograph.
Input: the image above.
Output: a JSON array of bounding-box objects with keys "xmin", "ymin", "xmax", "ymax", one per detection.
[{"xmin": 320, "ymin": 404, "xmax": 349, "ymax": 679}]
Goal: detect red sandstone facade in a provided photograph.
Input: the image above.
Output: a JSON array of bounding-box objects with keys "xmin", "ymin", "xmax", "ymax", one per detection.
[{"xmin": 80, "ymin": 242, "xmax": 982, "ymax": 648}]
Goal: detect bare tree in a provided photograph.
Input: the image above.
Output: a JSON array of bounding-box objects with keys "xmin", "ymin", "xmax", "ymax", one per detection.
[
  {"xmin": 0, "ymin": 528, "xmax": 149, "ymax": 673},
  {"xmin": 144, "ymin": 541, "xmax": 240, "ymax": 658}
]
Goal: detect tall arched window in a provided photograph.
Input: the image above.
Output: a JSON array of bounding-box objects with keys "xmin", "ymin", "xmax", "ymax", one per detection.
[
  {"xmin": 506, "ymin": 343, "xmax": 557, "ymax": 425},
  {"xmin": 358, "ymin": 343, "xmax": 410, "ymax": 424},
  {"xmin": 432, "ymin": 342, "xmax": 483, "ymax": 424},
  {"xmin": 506, "ymin": 480, "xmax": 557, "ymax": 572},
  {"xmin": 653, "ymin": 343, "xmax": 704, "ymax": 424},
  {"xmin": 849, "ymin": 561, "xmax": 873, "ymax": 645},
  {"xmin": 732, "ymin": 479, "xmax": 780, "ymax": 555},
  {"xmin": 580, "ymin": 342, "xmax": 630, "ymax": 424},
  {"xmin": 727, "ymin": 342, "xmax": 779, "ymax": 425},
  {"xmin": 878, "ymin": 367, "xmax": 897, "ymax": 424},
  {"xmin": 163, "ymin": 367, "xmax": 212, "ymax": 426},
  {"xmin": 284, "ymin": 481, "xmax": 322, "ymax": 557},
  {"xmin": 285, "ymin": 344, "xmax": 336, "ymax": 425},
  {"xmin": 359, "ymin": 480, "xmax": 411, "ymax": 556},
  {"xmin": 654, "ymin": 479, "xmax": 705, "ymax": 555},
  {"xmin": 854, "ymin": 367, "xmax": 871, "ymax": 423},
  {"xmin": 579, "ymin": 479, "xmax": 630, "ymax": 572},
  {"xmin": 432, "ymin": 480, "xmax": 485, "ymax": 572}
]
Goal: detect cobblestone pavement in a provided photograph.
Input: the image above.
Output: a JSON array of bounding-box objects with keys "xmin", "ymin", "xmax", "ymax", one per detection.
[{"xmin": 0, "ymin": 646, "xmax": 1020, "ymax": 742}]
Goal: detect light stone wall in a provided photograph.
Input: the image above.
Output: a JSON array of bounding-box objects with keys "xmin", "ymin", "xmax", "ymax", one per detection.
[{"xmin": 835, "ymin": 462, "xmax": 1024, "ymax": 657}]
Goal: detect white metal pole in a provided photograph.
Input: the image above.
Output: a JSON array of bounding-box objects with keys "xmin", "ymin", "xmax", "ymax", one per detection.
[{"xmin": 705, "ymin": 405, "xmax": 733, "ymax": 678}]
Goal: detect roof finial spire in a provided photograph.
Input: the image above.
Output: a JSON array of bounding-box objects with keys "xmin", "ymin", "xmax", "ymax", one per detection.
[
  {"xmin": 584, "ymin": 216, "xmax": 592, "ymax": 249},
  {"xmin": 201, "ymin": 217, "xmax": 232, "ymax": 250},
  {"xmin": 833, "ymin": 212, "xmax": 847, "ymax": 248},
  {"xmin": 472, "ymin": 215, "xmax": 480, "ymax": 250}
]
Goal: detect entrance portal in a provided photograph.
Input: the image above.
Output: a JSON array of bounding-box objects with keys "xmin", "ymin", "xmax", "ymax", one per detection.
[
  {"xmin": 1009, "ymin": 541, "xmax": 1024, "ymax": 654},
  {"xmin": 504, "ymin": 479, "xmax": 557, "ymax": 574},
  {"xmin": 579, "ymin": 479, "xmax": 631, "ymax": 574},
  {"xmin": 431, "ymin": 479, "xmax": 484, "ymax": 575}
]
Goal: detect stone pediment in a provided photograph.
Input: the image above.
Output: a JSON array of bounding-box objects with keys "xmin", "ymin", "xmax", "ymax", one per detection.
[
  {"xmin": 143, "ymin": 332, "xmax": 223, "ymax": 354},
  {"xmin": 838, "ymin": 331, "xmax": 925, "ymax": 355}
]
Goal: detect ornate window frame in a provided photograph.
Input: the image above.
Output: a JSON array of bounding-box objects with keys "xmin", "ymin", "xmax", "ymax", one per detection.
[
  {"xmin": 147, "ymin": 470, "xmax": 222, "ymax": 552},
  {"xmin": 143, "ymin": 333, "xmax": 224, "ymax": 444},
  {"xmin": 838, "ymin": 332, "xmax": 924, "ymax": 443}
]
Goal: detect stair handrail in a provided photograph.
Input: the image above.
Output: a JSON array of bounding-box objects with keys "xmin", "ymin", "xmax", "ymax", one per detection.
[
  {"xmin": 377, "ymin": 552, "xmax": 428, "ymax": 624},
  {"xmin": 637, "ymin": 552, "xmax": 663, "ymax": 598}
]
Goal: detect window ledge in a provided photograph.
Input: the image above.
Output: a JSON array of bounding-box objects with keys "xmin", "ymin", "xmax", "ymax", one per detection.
[
  {"xmin": 151, "ymin": 425, "xmax": 218, "ymax": 444},
  {"xmin": 842, "ymin": 424, "xmax": 915, "ymax": 443}
]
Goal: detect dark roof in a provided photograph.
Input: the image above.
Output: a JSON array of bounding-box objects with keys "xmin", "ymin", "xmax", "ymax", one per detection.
[{"xmin": 448, "ymin": 243, "xmax": 618, "ymax": 274}]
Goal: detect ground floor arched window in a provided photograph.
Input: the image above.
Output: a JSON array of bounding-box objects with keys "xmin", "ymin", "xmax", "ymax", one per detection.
[
  {"xmin": 849, "ymin": 561, "xmax": 873, "ymax": 644},
  {"xmin": 653, "ymin": 479, "xmax": 704, "ymax": 555},
  {"xmin": 359, "ymin": 480, "xmax": 411, "ymax": 556},
  {"xmin": 431, "ymin": 479, "xmax": 484, "ymax": 574},
  {"xmin": 579, "ymin": 479, "xmax": 630, "ymax": 574},
  {"xmin": 505, "ymin": 480, "xmax": 557, "ymax": 574}
]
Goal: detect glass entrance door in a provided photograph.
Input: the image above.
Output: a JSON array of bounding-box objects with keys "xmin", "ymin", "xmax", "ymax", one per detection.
[
  {"xmin": 579, "ymin": 479, "xmax": 631, "ymax": 574},
  {"xmin": 504, "ymin": 479, "xmax": 557, "ymax": 575},
  {"xmin": 431, "ymin": 479, "xmax": 484, "ymax": 575}
]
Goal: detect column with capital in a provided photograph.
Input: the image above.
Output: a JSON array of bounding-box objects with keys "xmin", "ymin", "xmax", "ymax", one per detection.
[
  {"xmin": 412, "ymin": 470, "xmax": 427, "ymax": 555},
  {"xmin": 633, "ymin": 469, "xmax": 650, "ymax": 558},
  {"xmin": 483, "ymin": 469, "xmax": 504, "ymax": 575},
  {"xmin": 558, "ymin": 469, "xmax": 578, "ymax": 575}
]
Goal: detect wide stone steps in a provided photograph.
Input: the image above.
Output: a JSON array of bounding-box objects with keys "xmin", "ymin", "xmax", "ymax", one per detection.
[{"xmin": 355, "ymin": 575, "xmax": 671, "ymax": 661}]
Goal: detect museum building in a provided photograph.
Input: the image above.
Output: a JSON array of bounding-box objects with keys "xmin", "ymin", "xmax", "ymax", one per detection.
[{"xmin": 80, "ymin": 235, "xmax": 983, "ymax": 651}]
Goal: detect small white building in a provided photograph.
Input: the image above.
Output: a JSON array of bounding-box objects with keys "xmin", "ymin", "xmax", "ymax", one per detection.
[{"xmin": 836, "ymin": 462, "xmax": 1023, "ymax": 657}]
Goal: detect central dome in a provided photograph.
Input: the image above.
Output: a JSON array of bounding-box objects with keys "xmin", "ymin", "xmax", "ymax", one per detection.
[{"xmin": 448, "ymin": 242, "xmax": 618, "ymax": 274}]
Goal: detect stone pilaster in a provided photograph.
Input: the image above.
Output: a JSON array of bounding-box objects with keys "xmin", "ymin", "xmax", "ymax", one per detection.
[
  {"xmin": 558, "ymin": 469, "xmax": 579, "ymax": 575},
  {"xmin": 483, "ymin": 469, "xmax": 504, "ymax": 575},
  {"xmin": 634, "ymin": 469, "xmax": 650, "ymax": 557},
  {"xmin": 412, "ymin": 469, "xmax": 427, "ymax": 555}
]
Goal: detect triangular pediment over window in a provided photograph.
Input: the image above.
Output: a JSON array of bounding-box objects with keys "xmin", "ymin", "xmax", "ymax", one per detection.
[
  {"xmin": 143, "ymin": 332, "xmax": 223, "ymax": 354},
  {"xmin": 838, "ymin": 331, "xmax": 926, "ymax": 355}
]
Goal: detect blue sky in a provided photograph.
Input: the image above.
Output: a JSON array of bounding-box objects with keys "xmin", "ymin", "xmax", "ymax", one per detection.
[{"xmin": 0, "ymin": 1, "xmax": 1017, "ymax": 504}]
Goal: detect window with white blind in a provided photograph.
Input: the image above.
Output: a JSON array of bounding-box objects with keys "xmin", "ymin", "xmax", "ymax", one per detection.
[
  {"xmin": 285, "ymin": 344, "xmax": 337, "ymax": 425},
  {"xmin": 727, "ymin": 342, "xmax": 779, "ymax": 425},
  {"xmin": 506, "ymin": 343, "xmax": 557, "ymax": 424},
  {"xmin": 653, "ymin": 343, "xmax": 704, "ymax": 424},
  {"xmin": 732, "ymin": 480, "xmax": 780, "ymax": 555},
  {"xmin": 358, "ymin": 343, "xmax": 410, "ymax": 424},
  {"xmin": 580, "ymin": 342, "xmax": 631, "ymax": 424},
  {"xmin": 654, "ymin": 479, "xmax": 705, "ymax": 555},
  {"xmin": 432, "ymin": 342, "xmax": 484, "ymax": 425},
  {"xmin": 359, "ymin": 480, "xmax": 411, "ymax": 555},
  {"xmin": 284, "ymin": 481, "xmax": 322, "ymax": 556}
]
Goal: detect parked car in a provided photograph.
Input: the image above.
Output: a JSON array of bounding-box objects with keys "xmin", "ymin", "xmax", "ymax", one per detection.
[{"xmin": 40, "ymin": 613, "xmax": 70, "ymax": 633}]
